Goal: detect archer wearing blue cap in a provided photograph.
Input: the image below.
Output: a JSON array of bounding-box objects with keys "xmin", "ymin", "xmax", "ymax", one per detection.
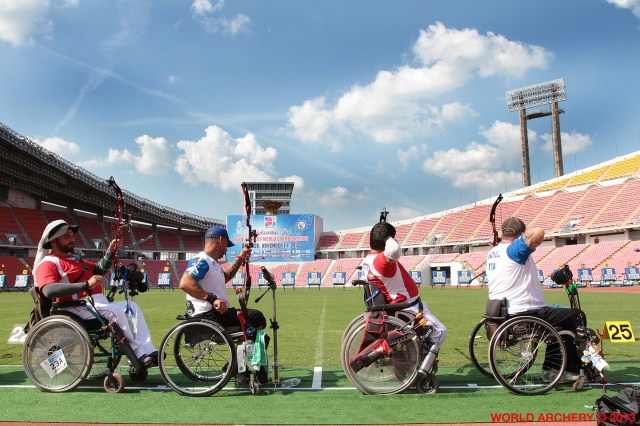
[
  {"xmin": 179, "ymin": 224, "xmax": 267, "ymax": 384},
  {"xmin": 205, "ymin": 226, "xmax": 235, "ymax": 247}
]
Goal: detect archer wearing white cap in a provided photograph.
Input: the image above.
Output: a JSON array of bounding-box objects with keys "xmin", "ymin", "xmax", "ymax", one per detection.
[{"xmin": 33, "ymin": 219, "xmax": 159, "ymax": 369}]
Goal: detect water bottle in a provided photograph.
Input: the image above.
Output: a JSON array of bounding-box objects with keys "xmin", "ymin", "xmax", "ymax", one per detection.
[
  {"xmin": 587, "ymin": 343, "xmax": 609, "ymax": 371},
  {"xmin": 245, "ymin": 341, "xmax": 254, "ymax": 359},
  {"xmin": 280, "ymin": 378, "xmax": 301, "ymax": 388}
]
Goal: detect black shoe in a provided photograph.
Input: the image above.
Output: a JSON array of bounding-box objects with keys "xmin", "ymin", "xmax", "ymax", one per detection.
[
  {"xmin": 256, "ymin": 365, "xmax": 269, "ymax": 384},
  {"xmin": 236, "ymin": 370, "xmax": 251, "ymax": 384},
  {"xmin": 139, "ymin": 351, "xmax": 158, "ymax": 368}
]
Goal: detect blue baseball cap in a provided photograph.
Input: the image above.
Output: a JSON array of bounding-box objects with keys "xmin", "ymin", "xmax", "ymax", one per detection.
[{"xmin": 205, "ymin": 226, "xmax": 234, "ymax": 247}]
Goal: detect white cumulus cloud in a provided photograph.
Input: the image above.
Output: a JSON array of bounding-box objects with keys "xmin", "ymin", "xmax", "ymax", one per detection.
[
  {"xmin": 0, "ymin": 0, "xmax": 52, "ymax": 46},
  {"xmin": 175, "ymin": 125, "xmax": 278, "ymax": 191},
  {"xmin": 287, "ymin": 22, "xmax": 551, "ymax": 150}
]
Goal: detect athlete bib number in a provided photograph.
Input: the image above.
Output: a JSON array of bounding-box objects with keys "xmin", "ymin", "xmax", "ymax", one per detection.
[{"xmin": 40, "ymin": 349, "xmax": 68, "ymax": 378}]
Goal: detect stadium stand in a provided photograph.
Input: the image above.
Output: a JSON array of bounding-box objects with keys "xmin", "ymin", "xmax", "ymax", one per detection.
[
  {"xmin": 403, "ymin": 217, "xmax": 439, "ymax": 246},
  {"xmin": 182, "ymin": 232, "xmax": 204, "ymax": 251},
  {"xmin": 156, "ymin": 228, "xmax": 181, "ymax": 251},
  {"xmin": 0, "ymin": 205, "xmax": 27, "ymax": 246},
  {"xmin": 317, "ymin": 232, "xmax": 340, "ymax": 250},
  {"xmin": 339, "ymin": 231, "xmax": 366, "ymax": 250}
]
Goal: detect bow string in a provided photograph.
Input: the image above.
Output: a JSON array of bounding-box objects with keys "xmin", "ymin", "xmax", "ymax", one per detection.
[
  {"xmin": 489, "ymin": 193, "xmax": 503, "ymax": 246},
  {"xmin": 106, "ymin": 176, "xmax": 134, "ymax": 310},
  {"xmin": 236, "ymin": 182, "xmax": 257, "ymax": 333}
]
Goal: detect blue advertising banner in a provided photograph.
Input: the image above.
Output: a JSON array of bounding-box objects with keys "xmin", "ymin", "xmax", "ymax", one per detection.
[
  {"xmin": 227, "ymin": 214, "xmax": 315, "ymax": 262},
  {"xmin": 0, "ymin": 274, "xmax": 5, "ymax": 289},
  {"xmin": 537, "ymin": 269, "xmax": 544, "ymax": 283},
  {"xmin": 410, "ymin": 270, "xmax": 422, "ymax": 285}
]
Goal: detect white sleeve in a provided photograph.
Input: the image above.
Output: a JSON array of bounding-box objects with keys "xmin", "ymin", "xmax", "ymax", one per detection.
[{"xmin": 383, "ymin": 237, "xmax": 401, "ymax": 261}]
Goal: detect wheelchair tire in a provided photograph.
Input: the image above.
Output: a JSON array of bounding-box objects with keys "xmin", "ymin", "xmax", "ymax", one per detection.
[
  {"xmin": 341, "ymin": 315, "xmax": 420, "ymax": 395},
  {"xmin": 22, "ymin": 316, "xmax": 93, "ymax": 392},
  {"xmin": 488, "ymin": 316, "xmax": 566, "ymax": 395},
  {"xmin": 104, "ymin": 372, "xmax": 125, "ymax": 394},
  {"xmin": 468, "ymin": 318, "xmax": 494, "ymax": 379},
  {"xmin": 341, "ymin": 313, "xmax": 365, "ymax": 346},
  {"xmin": 415, "ymin": 375, "xmax": 439, "ymax": 394},
  {"xmin": 159, "ymin": 318, "xmax": 236, "ymax": 396}
]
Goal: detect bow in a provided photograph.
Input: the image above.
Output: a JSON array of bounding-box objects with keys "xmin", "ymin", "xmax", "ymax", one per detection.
[
  {"xmin": 489, "ymin": 193, "xmax": 503, "ymax": 246},
  {"xmin": 106, "ymin": 177, "xmax": 147, "ymax": 304},
  {"xmin": 236, "ymin": 182, "xmax": 258, "ymax": 335}
]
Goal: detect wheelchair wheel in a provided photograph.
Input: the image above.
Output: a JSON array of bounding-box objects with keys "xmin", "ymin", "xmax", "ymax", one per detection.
[
  {"xmin": 341, "ymin": 313, "xmax": 365, "ymax": 346},
  {"xmin": 341, "ymin": 315, "xmax": 420, "ymax": 395},
  {"xmin": 416, "ymin": 375, "xmax": 439, "ymax": 394},
  {"xmin": 468, "ymin": 318, "xmax": 493, "ymax": 378},
  {"xmin": 489, "ymin": 316, "xmax": 566, "ymax": 395},
  {"xmin": 22, "ymin": 316, "xmax": 93, "ymax": 392},
  {"xmin": 104, "ymin": 372, "xmax": 125, "ymax": 394},
  {"xmin": 159, "ymin": 319, "xmax": 236, "ymax": 396}
]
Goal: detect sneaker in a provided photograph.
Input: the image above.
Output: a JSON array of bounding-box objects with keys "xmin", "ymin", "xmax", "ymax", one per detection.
[
  {"xmin": 139, "ymin": 351, "xmax": 159, "ymax": 368},
  {"xmin": 236, "ymin": 370, "xmax": 251, "ymax": 384},
  {"xmin": 542, "ymin": 369, "xmax": 579, "ymax": 383}
]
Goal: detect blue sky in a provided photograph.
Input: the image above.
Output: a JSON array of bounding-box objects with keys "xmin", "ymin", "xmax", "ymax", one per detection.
[{"xmin": 1, "ymin": 0, "xmax": 639, "ymax": 231}]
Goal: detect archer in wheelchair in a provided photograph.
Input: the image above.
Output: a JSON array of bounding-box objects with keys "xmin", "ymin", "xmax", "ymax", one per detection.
[
  {"xmin": 160, "ymin": 226, "xmax": 272, "ymax": 396},
  {"xmin": 478, "ymin": 217, "xmax": 607, "ymax": 395},
  {"xmin": 24, "ymin": 220, "xmax": 158, "ymax": 393},
  {"xmin": 341, "ymin": 222, "xmax": 447, "ymax": 395}
]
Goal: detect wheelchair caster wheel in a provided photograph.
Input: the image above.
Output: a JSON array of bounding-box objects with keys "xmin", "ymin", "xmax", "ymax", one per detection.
[
  {"xmin": 416, "ymin": 375, "xmax": 439, "ymax": 394},
  {"xmin": 129, "ymin": 367, "xmax": 148, "ymax": 383},
  {"xmin": 249, "ymin": 380, "xmax": 261, "ymax": 395},
  {"xmin": 104, "ymin": 372, "xmax": 125, "ymax": 393}
]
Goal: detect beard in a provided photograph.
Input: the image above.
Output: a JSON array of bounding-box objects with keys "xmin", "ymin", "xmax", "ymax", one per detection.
[{"xmin": 58, "ymin": 242, "xmax": 75, "ymax": 254}]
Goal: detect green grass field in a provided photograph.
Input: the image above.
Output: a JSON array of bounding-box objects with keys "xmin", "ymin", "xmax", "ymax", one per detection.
[{"xmin": 1, "ymin": 286, "xmax": 638, "ymax": 424}]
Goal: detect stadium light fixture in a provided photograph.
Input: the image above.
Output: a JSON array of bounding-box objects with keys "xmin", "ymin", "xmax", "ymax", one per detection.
[{"xmin": 506, "ymin": 79, "xmax": 566, "ymax": 187}]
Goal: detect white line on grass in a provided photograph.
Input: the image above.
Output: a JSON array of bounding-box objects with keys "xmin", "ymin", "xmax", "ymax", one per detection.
[{"xmin": 311, "ymin": 292, "xmax": 328, "ymax": 389}]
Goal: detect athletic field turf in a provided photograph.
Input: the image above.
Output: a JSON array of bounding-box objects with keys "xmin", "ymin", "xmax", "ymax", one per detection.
[{"xmin": 1, "ymin": 286, "xmax": 638, "ymax": 424}]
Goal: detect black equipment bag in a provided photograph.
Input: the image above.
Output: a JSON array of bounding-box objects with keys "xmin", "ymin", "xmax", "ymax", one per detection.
[{"xmin": 595, "ymin": 387, "xmax": 640, "ymax": 426}]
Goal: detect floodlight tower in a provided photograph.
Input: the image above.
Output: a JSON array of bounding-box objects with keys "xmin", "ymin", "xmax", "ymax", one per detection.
[{"xmin": 506, "ymin": 78, "xmax": 566, "ymax": 187}]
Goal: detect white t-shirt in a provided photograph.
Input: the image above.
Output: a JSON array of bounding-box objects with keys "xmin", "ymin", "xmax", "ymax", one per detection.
[
  {"xmin": 182, "ymin": 251, "xmax": 230, "ymax": 315},
  {"xmin": 486, "ymin": 236, "xmax": 546, "ymax": 314}
]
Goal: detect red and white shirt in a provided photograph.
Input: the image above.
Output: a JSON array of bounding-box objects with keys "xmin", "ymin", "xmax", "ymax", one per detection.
[{"xmin": 362, "ymin": 250, "xmax": 419, "ymax": 304}]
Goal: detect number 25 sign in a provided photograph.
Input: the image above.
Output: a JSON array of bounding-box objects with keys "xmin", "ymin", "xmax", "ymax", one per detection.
[{"xmin": 602, "ymin": 321, "xmax": 635, "ymax": 342}]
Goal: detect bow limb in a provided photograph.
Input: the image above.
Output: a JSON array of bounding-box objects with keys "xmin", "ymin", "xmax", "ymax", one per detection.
[
  {"xmin": 235, "ymin": 182, "xmax": 257, "ymax": 336},
  {"xmin": 106, "ymin": 176, "xmax": 132, "ymax": 305},
  {"xmin": 489, "ymin": 193, "xmax": 503, "ymax": 247}
]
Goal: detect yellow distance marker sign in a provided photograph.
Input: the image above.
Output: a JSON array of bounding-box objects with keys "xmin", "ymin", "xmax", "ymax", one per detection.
[{"xmin": 602, "ymin": 321, "xmax": 635, "ymax": 342}]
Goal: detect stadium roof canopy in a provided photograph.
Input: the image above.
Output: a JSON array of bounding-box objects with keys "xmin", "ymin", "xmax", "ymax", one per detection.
[{"xmin": 0, "ymin": 122, "xmax": 224, "ymax": 231}]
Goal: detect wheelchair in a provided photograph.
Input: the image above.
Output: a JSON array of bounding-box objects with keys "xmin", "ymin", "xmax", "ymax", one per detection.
[
  {"xmin": 22, "ymin": 295, "xmax": 148, "ymax": 393},
  {"xmin": 470, "ymin": 267, "xmax": 605, "ymax": 395},
  {"xmin": 340, "ymin": 280, "xmax": 439, "ymax": 395},
  {"xmin": 159, "ymin": 306, "xmax": 273, "ymax": 397}
]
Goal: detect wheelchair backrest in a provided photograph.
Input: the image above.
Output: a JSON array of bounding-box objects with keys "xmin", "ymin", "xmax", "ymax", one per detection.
[
  {"xmin": 362, "ymin": 280, "xmax": 387, "ymax": 311},
  {"xmin": 24, "ymin": 286, "xmax": 52, "ymax": 334}
]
